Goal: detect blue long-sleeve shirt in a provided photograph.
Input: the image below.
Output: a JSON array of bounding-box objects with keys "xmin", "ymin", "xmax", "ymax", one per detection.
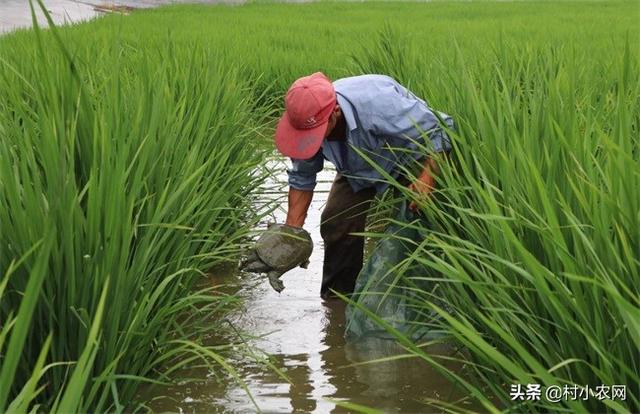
[{"xmin": 287, "ymin": 74, "xmax": 454, "ymax": 193}]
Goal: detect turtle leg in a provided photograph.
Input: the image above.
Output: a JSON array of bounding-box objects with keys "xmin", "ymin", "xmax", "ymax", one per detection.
[
  {"xmin": 240, "ymin": 250, "xmax": 272, "ymax": 273},
  {"xmin": 267, "ymin": 270, "xmax": 285, "ymax": 293}
]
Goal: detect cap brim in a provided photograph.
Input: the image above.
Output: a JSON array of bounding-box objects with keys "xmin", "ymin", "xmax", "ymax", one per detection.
[{"xmin": 275, "ymin": 112, "xmax": 328, "ymax": 160}]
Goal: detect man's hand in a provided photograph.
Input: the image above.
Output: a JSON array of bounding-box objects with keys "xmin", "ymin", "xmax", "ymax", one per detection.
[{"xmin": 408, "ymin": 157, "xmax": 439, "ymax": 212}]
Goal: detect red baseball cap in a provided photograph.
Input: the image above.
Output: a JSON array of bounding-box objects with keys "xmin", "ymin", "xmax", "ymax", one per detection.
[{"xmin": 275, "ymin": 72, "xmax": 336, "ymax": 160}]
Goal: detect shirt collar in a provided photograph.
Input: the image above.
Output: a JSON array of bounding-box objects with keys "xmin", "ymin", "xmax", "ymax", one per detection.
[{"xmin": 336, "ymin": 92, "xmax": 358, "ymax": 132}]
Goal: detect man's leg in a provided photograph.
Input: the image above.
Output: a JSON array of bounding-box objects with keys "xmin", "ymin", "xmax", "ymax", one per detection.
[{"xmin": 320, "ymin": 174, "xmax": 376, "ymax": 299}]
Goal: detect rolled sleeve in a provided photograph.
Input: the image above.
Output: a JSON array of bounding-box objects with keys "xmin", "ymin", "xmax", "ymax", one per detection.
[
  {"xmin": 431, "ymin": 111, "xmax": 454, "ymax": 153},
  {"xmin": 287, "ymin": 151, "xmax": 324, "ymax": 191},
  {"xmin": 427, "ymin": 129, "xmax": 451, "ymax": 153}
]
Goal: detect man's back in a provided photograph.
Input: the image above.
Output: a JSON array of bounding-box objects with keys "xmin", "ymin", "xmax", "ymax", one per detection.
[{"xmin": 289, "ymin": 74, "xmax": 453, "ymax": 193}]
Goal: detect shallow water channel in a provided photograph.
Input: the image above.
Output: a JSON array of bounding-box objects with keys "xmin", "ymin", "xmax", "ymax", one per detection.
[{"xmin": 143, "ymin": 159, "xmax": 474, "ymax": 413}]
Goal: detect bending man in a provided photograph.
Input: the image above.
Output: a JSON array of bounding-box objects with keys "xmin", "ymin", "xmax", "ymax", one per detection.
[{"xmin": 274, "ymin": 72, "xmax": 453, "ymax": 299}]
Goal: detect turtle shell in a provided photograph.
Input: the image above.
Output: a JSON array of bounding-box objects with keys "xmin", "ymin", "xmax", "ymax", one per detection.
[{"xmin": 255, "ymin": 224, "xmax": 313, "ymax": 271}]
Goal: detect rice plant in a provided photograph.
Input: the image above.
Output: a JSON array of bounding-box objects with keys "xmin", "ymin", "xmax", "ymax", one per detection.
[
  {"xmin": 0, "ymin": 0, "xmax": 637, "ymax": 411},
  {"xmin": 348, "ymin": 25, "xmax": 639, "ymax": 413},
  {"xmin": 0, "ymin": 2, "xmax": 273, "ymax": 410}
]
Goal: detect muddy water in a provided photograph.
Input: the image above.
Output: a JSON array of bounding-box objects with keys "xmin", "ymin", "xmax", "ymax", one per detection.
[
  {"xmin": 0, "ymin": 0, "xmax": 317, "ymax": 34},
  {"xmin": 143, "ymin": 159, "xmax": 475, "ymax": 413},
  {"xmin": 0, "ymin": 0, "xmax": 243, "ymax": 34},
  {"xmin": 1, "ymin": 1, "xmax": 91, "ymax": 33}
]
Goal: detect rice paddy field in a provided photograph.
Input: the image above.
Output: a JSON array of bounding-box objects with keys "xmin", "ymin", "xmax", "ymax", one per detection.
[{"xmin": 0, "ymin": 0, "xmax": 638, "ymax": 412}]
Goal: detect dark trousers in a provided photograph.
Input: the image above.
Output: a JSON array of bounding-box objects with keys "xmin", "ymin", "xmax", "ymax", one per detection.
[{"xmin": 320, "ymin": 174, "xmax": 376, "ymax": 299}]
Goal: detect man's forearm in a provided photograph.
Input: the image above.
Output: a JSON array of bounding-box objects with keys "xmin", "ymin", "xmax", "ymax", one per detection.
[
  {"xmin": 422, "ymin": 156, "xmax": 439, "ymax": 181},
  {"xmin": 285, "ymin": 188, "xmax": 313, "ymax": 228}
]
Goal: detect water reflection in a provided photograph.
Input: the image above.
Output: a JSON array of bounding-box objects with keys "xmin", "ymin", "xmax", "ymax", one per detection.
[{"xmin": 145, "ymin": 261, "xmax": 470, "ymax": 413}]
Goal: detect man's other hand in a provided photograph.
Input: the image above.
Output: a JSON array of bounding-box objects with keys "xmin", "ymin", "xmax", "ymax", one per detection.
[
  {"xmin": 408, "ymin": 174, "xmax": 434, "ymax": 212},
  {"xmin": 407, "ymin": 157, "xmax": 439, "ymax": 212}
]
